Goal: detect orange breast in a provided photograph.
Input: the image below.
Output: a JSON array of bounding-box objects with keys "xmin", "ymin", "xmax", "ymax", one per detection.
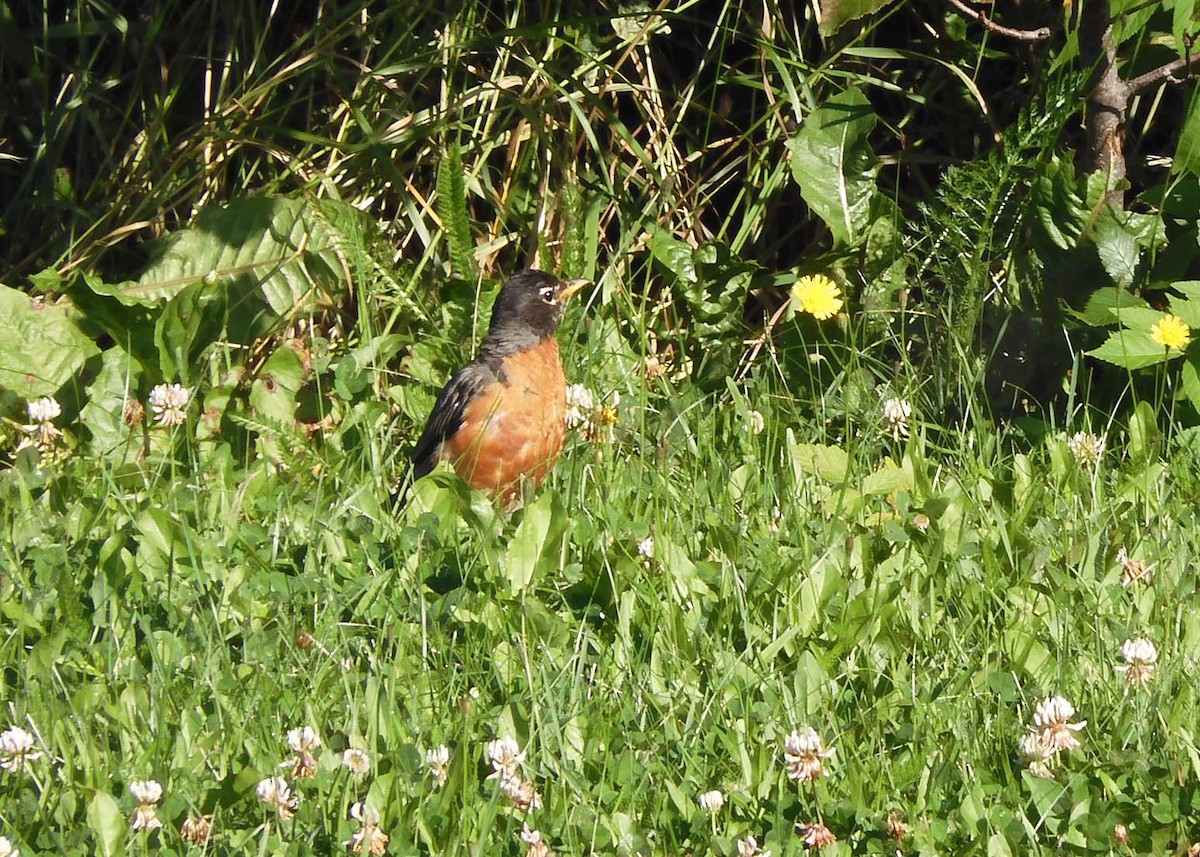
[{"xmin": 442, "ymin": 341, "xmax": 567, "ymax": 504}]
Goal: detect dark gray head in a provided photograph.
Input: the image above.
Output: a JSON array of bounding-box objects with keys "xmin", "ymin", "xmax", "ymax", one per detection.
[{"xmin": 483, "ymin": 269, "xmax": 589, "ymax": 352}]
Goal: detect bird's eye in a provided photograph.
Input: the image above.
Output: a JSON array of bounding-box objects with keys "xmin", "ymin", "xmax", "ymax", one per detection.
[{"xmin": 538, "ymin": 286, "xmax": 557, "ymax": 302}]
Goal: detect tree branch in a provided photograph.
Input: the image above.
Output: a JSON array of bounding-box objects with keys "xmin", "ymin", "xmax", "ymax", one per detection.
[
  {"xmin": 946, "ymin": 0, "xmax": 1052, "ymax": 41},
  {"xmin": 1127, "ymin": 51, "xmax": 1200, "ymax": 93}
]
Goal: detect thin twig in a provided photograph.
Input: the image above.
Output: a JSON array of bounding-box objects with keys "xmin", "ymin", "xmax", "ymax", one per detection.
[
  {"xmin": 946, "ymin": 0, "xmax": 1052, "ymax": 42},
  {"xmin": 1127, "ymin": 52, "xmax": 1200, "ymax": 93}
]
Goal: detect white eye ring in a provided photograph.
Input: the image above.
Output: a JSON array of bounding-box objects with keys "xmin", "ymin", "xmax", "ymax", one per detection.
[{"xmin": 538, "ymin": 286, "xmax": 556, "ymax": 301}]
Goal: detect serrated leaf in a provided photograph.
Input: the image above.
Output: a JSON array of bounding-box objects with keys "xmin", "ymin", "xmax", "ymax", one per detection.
[
  {"xmin": 1168, "ymin": 287, "xmax": 1200, "ymax": 328},
  {"xmin": 438, "ymin": 142, "xmax": 478, "ymax": 281},
  {"xmin": 1087, "ymin": 329, "xmax": 1173, "ymax": 369},
  {"xmin": 0, "ymin": 283, "xmax": 100, "ymax": 397},
  {"xmin": 1111, "ymin": 306, "xmax": 1168, "ymax": 330},
  {"xmin": 787, "ymin": 88, "xmax": 879, "ymax": 245},
  {"xmin": 1092, "ymin": 207, "xmax": 1140, "ymax": 286},
  {"xmin": 1173, "ymin": 280, "xmax": 1200, "ymax": 301},
  {"xmin": 862, "ymin": 461, "xmax": 909, "ymax": 495},
  {"xmin": 789, "ymin": 442, "xmax": 850, "ymax": 483},
  {"xmin": 818, "ymin": 0, "xmax": 899, "ymax": 36},
  {"xmin": 1070, "ymin": 286, "xmax": 1152, "ymax": 326}
]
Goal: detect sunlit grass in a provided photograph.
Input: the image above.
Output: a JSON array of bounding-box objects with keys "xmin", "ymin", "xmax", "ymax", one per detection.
[{"xmin": 3, "ymin": 2, "xmax": 1200, "ymax": 855}]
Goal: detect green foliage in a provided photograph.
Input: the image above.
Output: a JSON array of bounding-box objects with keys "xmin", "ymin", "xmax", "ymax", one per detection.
[
  {"xmin": 438, "ymin": 142, "xmax": 479, "ymax": 282},
  {"xmin": 5, "ymin": 1, "xmax": 1200, "ymax": 854},
  {"xmin": 787, "ymin": 88, "xmax": 879, "ymax": 248}
]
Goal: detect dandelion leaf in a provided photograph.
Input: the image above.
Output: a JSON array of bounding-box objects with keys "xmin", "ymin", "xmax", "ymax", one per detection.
[
  {"xmin": 787, "ymin": 88, "xmax": 879, "ymax": 246},
  {"xmin": 818, "ymin": 0, "xmax": 899, "ymax": 36}
]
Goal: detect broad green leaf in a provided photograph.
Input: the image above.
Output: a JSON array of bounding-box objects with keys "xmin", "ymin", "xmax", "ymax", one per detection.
[
  {"xmin": 86, "ymin": 790, "xmax": 124, "ymax": 857},
  {"xmin": 0, "ymin": 283, "xmax": 100, "ymax": 397},
  {"xmin": 819, "ymin": 0, "xmax": 899, "ymax": 36},
  {"xmin": 987, "ymin": 832, "xmax": 1014, "ymax": 857},
  {"xmin": 503, "ymin": 491, "xmax": 558, "ymax": 592},
  {"xmin": 120, "ymin": 196, "xmax": 374, "ymax": 316},
  {"xmin": 1070, "ymin": 286, "xmax": 1152, "ymax": 326},
  {"xmin": 1113, "ymin": 0, "xmax": 1160, "ymax": 44},
  {"xmin": 1177, "ymin": 82, "xmax": 1200, "ymax": 179},
  {"xmin": 861, "ymin": 460, "xmax": 909, "ymax": 495},
  {"xmin": 1184, "ymin": 353, "xmax": 1200, "ymax": 413},
  {"xmin": 154, "ymin": 278, "xmax": 229, "ymax": 384},
  {"xmin": 1111, "ymin": 306, "xmax": 1169, "ymax": 330},
  {"xmin": 249, "ymin": 343, "xmax": 308, "ymax": 425},
  {"xmin": 647, "ymin": 227, "xmax": 698, "ymax": 284},
  {"xmin": 81, "ymin": 346, "xmax": 143, "ymax": 464},
  {"xmin": 787, "ymin": 88, "xmax": 879, "ymax": 245},
  {"xmin": 1168, "ymin": 288, "xmax": 1200, "ymax": 328},
  {"xmin": 1092, "ymin": 207, "xmax": 1140, "ymax": 286},
  {"xmin": 1086, "ymin": 329, "xmax": 1174, "ymax": 369},
  {"xmin": 789, "ymin": 442, "xmax": 850, "ymax": 483},
  {"xmin": 1129, "ymin": 400, "xmax": 1160, "ymax": 461},
  {"xmin": 1175, "ymin": 0, "xmax": 1199, "ymax": 60},
  {"xmin": 1173, "ymin": 280, "xmax": 1200, "ymax": 302}
]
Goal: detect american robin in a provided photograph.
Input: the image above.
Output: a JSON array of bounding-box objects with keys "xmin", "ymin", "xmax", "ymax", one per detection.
[{"xmin": 410, "ymin": 269, "xmax": 589, "ymax": 504}]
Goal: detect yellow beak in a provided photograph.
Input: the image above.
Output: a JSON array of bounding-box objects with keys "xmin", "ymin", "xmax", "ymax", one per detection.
[{"xmin": 557, "ymin": 278, "xmax": 590, "ymax": 303}]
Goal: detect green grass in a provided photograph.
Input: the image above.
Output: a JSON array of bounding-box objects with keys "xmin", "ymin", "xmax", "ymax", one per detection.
[
  {"xmin": 4, "ymin": 307, "xmax": 1200, "ymax": 854},
  {"xmin": 4, "ymin": 1, "xmax": 1200, "ymax": 855}
]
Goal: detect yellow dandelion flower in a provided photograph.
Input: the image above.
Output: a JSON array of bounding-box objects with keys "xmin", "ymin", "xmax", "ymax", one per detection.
[
  {"xmin": 790, "ymin": 274, "xmax": 844, "ymax": 321},
  {"xmin": 1149, "ymin": 314, "xmax": 1191, "ymax": 350}
]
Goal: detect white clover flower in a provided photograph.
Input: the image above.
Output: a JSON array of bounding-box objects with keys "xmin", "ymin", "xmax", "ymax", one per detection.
[
  {"xmin": 281, "ymin": 726, "xmax": 320, "ymax": 779},
  {"xmin": 342, "ymin": 748, "xmax": 371, "ymax": 775},
  {"xmin": 882, "ymin": 397, "xmax": 912, "ymax": 440},
  {"xmin": 783, "ymin": 726, "xmax": 834, "ymax": 782},
  {"xmin": 1117, "ymin": 547, "xmax": 1152, "ymax": 585},
  {"xmin": 180, "ymin": 815, "xmax": 213, "ymax": 845},
  {"xmin": 796, "ymin": 822, "xmax": 837, "ymax": 848},
  {"xmin": 0, "ymin": 726, "xmax": 42, "ymax": 774},
  {"xmin": 26, "ymin": 397, "xmax": 61, "ymax": 424},
  {"xmin": 486, "ymin": 736, "xmax": 525, "ymax": 779},
  {"xmin": 1066, "ymin": 431, "xmax": 1104, "ymax": 467},
  {"xmin": 256, "ymin": 776, "xmax": 297, "ymax": 820},
  {"xmin": 521, "ymin": 823, "xmax": 553, "ymax": 857},
  {"xmin": 129, "ymin": 779, "xmax": 163, "ymax": 831},
  {"xmin": 745, "ymin": 410, "xmax": 765, "ymax": 435},
  {"xmin": 21, "ymin": 396, "xmax": 64, "ymax": 452},
  {"xmin": 1017, "ymin": 732, "xmax": 1055, "ymax": 777},
  {"xmin": 563, "ymin": 384, "xmax": 595, "ymax": 429},
  {"xmin": 286, "ymin": 726, "xmax": 320, "ymax": 753},
  {"xmin": 1117, "ymin": 637, "xmax": 1158, "ymax": 686},
  {"xmin": 737, "ymin": 835, "xmax": 771, "ymax": 857},
  {"xmin": 499, "ymin": 775, "xmax": 542, "ymax": 812},
  {"xmin": 148, "ymin": 383, "xmax": 190, "ymax": 427},
  {"xmin": 1032, "ymin": 696, "xmax": 1086, "ymax": 752},
  {"xmin": 0, "ymin": 835, "xmax": 18, "ymax": 857},
  {"xmin": 346, "ymin": 802, "xmax": 389, "ymax": 855},
  {"xmin": 698, "ymin": 789, "xmax": 725, "ymax": 813},
  {"xmin": 425, "ymin": 744, "xmax": 450, "ymax": 787},
  {"xmin": 129, "ymin": 779, "xmax": 162, "ymax": 804}
]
